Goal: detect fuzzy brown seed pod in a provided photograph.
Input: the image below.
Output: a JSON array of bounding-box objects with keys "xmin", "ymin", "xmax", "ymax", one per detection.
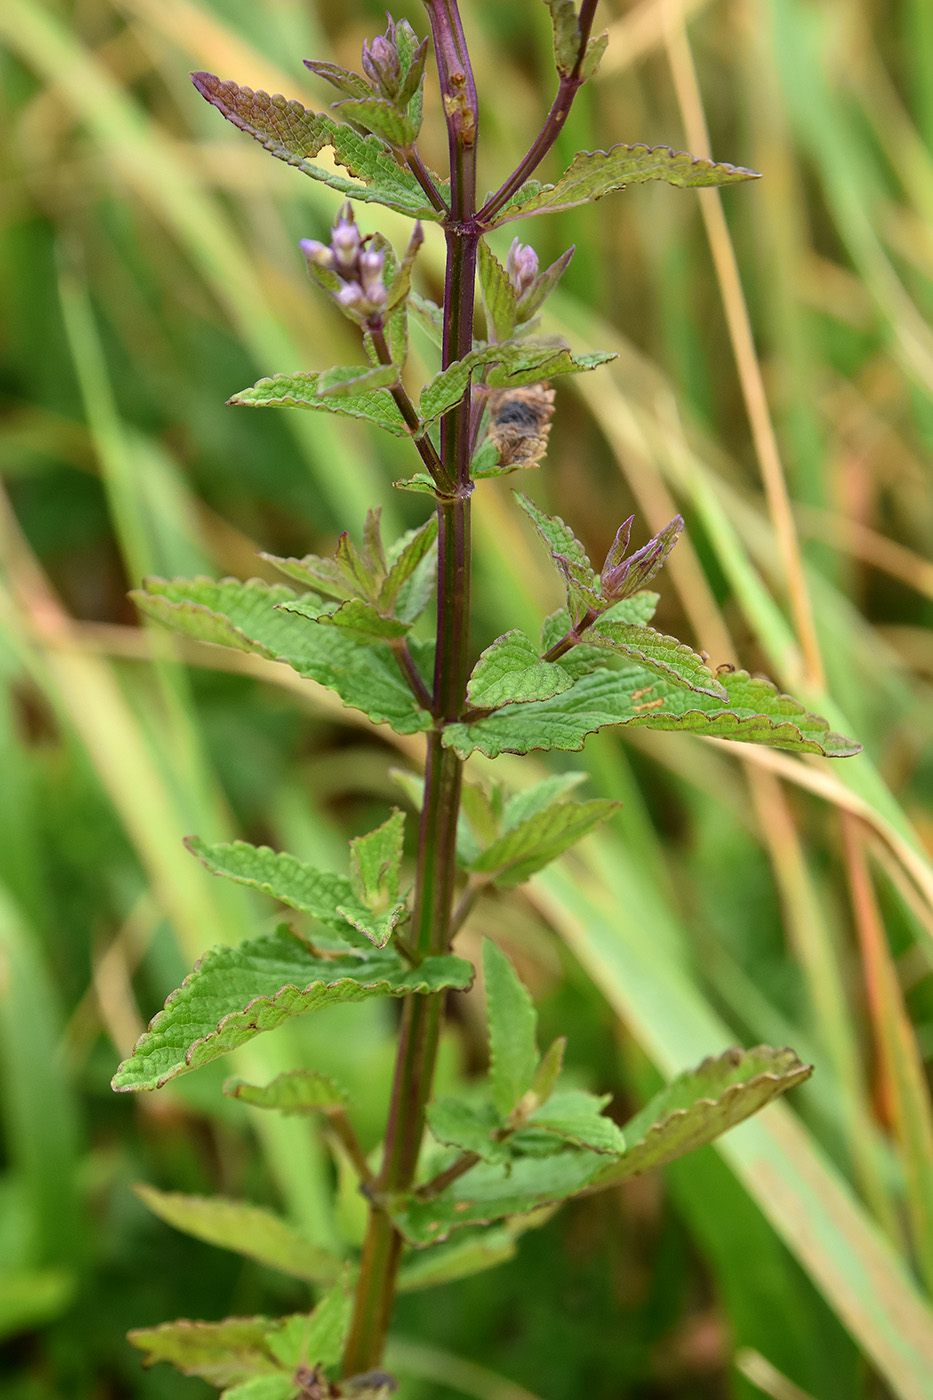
[{"xmin": 486, "ymin": 384, "xmax": 556, "ymax": 469}]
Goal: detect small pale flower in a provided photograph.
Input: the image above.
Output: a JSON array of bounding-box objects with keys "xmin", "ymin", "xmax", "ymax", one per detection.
[{"xmin": 507, "ymin": 238, "xmax": 539, "ymax": 297}]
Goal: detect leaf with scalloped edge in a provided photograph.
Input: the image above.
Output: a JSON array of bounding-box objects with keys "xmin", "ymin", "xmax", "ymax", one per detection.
[
  {"xmin": 112, "ymin": 928, "xmax": 473, "ymax": 1091},
  {"xmin": 332, "ymin": 96, "xmax": 417, "ymax": 147},
  {"xmin": 466, "ymin": 629, "xmax": 576, "ymax": 708},
  {"xmin": 380, "ymin": 515, "xmax": 438, "ymax": 619},
  {"xmin": 229, "ymin": 371, "xmax": 409, "ymax": 436},
  {"xmin": 397, "ymin": 1228, "xmax": 517, "ymax": 1291},
  {"xmin": 420, "ymin": 344, "xmax": 615, "ymax": 425},
  {"xmin": 485, "ymin": 940, "xmax": 539, "ymax": 1118},
  {"xmin": 541, "ymin": 0, "xmax": 581, "ymax": 74},
  {"xmin": 583, "ymin": 619, "xmax": 727, "ymax": 699},
  {"xmin": 478, "ymin": 241, "xmax": 518, "ymax": 342},
  {"xmin": 129, "ymin": 1283, "xmax": 350, "ymax": 1387},
  {"xmin": 133, "ymin": 577, "xmax": 433, "ymax": 737},
  {"xmin": 444, "ymin": 662, "xmax": 861, "ymax": 759},
  {"xmin": 525, "ymin": 1089, "xmax": 626, "ymax": 1154},
  {"xmin": 224, "ymin": 1070, "xmax": 349, "ymax": 1113},
  {"xmin": 514, "ymin": 491, "xmax": 596, "ymax": 585},
  {"xmin": 427, "ymin": 1097, "xmax": 510, "ymax": 1165},
  {"xmin": 467, "ymin": 796, "xmax": 619, "ymax": 889},
  {"xmin": 183, "ymin": 835, "xmax": 373, "ymax": 951},
  {"xmin": 191, "ymin": 73, "xmax": 445, "ymax": 219},
  {"xmin": 587, "ymin": 1047, "xmax": 813, "ymax": 1189},
  {"xmin": 280, "ymin": 596, "xmax": 410, "ymax": 641},
  {"xmin": 491, "ymin": 143, "xmax": 761, "ymax": 226},
  {"xmin": 133, "ymin": 1184, "xmax": 342, "ymax": 1284}
]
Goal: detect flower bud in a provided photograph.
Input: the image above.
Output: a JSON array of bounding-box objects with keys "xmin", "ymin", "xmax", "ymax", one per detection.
[
  {"xmin": 507, "ymin": 238, "xmax": 539, "ymax": 297},
  {"xmin": 362, "ymin": 23, "xmax": 402, "ymax": 98},
  {"xmin": 336, "ymin": 283, "xmax": 364, "ymax": 309},
  {"xmin": 299, "ymin": 239, "xmax": 335, "ymax": 271},
  {"xmin": 331, "ymin": 204, "xmax": 361, "ymax": 271}
]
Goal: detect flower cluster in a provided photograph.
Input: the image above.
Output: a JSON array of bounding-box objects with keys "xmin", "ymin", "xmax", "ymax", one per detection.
[{"xmin": 300, "ymin": 204, "xmax": 387, "ymax": 322}]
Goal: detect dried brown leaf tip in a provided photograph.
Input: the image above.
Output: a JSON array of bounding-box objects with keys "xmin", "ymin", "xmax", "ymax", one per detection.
[{"xmin": 486, "ymin": 384, "xmax": 556, "ymax": 468}]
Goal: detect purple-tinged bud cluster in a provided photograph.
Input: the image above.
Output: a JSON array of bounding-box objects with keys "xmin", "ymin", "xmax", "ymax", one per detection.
[
  {"xmin": 600, "ymin": 515, "xmax": 684, "ymax": 602},
  {"xmin": 362, "ymin": 18, "xmax": 403, "ymax": 99},
  {"xmin": 300, "ymin": 203, "xmax": 387, "ymax": 321},
  {"xmin": 507, "ymin": 238, "xmax": 540, "ymax": 298}
]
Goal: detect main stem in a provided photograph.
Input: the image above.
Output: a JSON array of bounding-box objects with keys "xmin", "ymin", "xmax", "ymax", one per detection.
[{"xmin": 341, "ymin": 0, "xmax": 479, "ymax": 1375}]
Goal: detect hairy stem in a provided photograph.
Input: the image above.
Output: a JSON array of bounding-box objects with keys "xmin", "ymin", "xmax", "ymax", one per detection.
[{"xmin": 341, "ymin": 2, "xmax": 479, "ymax": 1374}]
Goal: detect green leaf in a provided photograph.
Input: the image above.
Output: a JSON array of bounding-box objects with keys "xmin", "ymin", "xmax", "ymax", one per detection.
[
  {"xmin": 397, "ymin": 1229, "xmax": 517, "ymax": 1291},
  {"xmin": 407, "ymin": 291, "xmax": 444, "ymax": 348},
  {"xmin": 580, "ymin": 30, "xmax": 609, "ymax": 82},
  {"xmin": 128, "ymin": 1316, "xmax": 289, "ymax": 1387},
  {"xmin": 134, "ymin": 577, "xmax": 433, "ymax": 737},
  {"xmin": 478, "ymin": 241, "xmax": 518, "ymax": 342},
  {"xmin": 392, "ymin": 473, "xmax": 436, "ymax": 495},
  {"xmin": 224, "ymin": 1069, "xmax": 349, "ymax": 1113},
  {"xmin": 112, "ymin": 928, "xmax": 473, "ymax": 1091},
  {"xmin": 379, "ymin": 515, "xmax": 438, "ymax": 618},
  {"xmin": 420, "ymin": 343, "xmax": 615, "ymax": 425},
  {"xmin": 588, "ymin": 1047, "xmax": 813, "ymax": 1189},
  {"xmin": 303, "ymin": 59, "xmax": 372, "ymax": 101},
  {"xmin": 530, "ymin": 1036, "xmax": 566, "ymax": 1104},
  {"xmin": 391, "ymin": 1150, "xmax": 600, "ymax": 1245},
  {"xmin": 444, "ymin": 663, "xmax": 862, "ymax": 759},
  {"xmin": 191, "ymin": 73, "xmax": 446, "ymax": 219},
  {"xmin": 315, "ymin": 363, "xmax": 400, "ymax": 398},
  {"xmin": 426, "ymin": 1097, "xmax": 509, "ymax": 1164},
  {"xmin": 221, "ymin": 1377, "xmax": 295, "ymax": 1400},
  {"xmin": 229, "ymin": 371, "xmax": 409, "ymax": 437},
  {"xmin": 332, "ymin": 96, "xmax": 417, "ymax": 147},
  {"xmin": 541, "ymin": 0, "xmax": 581, "ymax": 74},
  {"xmin": 466, "ymin": 629, "xmax": 575, "ymax": 708},
  {"xmin": 184, "ymin": 836, "xmax": 371, "ymax": 951},
  {"xmin": 384, "ymin": 222, "xmax": 425, "ymax": 317},
  {"xmin": 526, "ymin": 1088, "xmax": 626, "ymax": 1154},
  {"xmin": 349, "ymin": 809, "xmax": 405, "ymax": 906},
  {"xmin": 133, "ymin": 1184, "xmax": 342, "ymax": 1284},
  {"xmin": 491, "ymin": 143, "xmax": 761, "ymax": 226},
  {"xmin": 467, "ymin": 797, "xmax": 620, "ymax": 889},
  {"xmin": 501, "ymin": 772, "xmax": 587, "ymax": 828},
  {"xmin": 484, "ymin": 940, "xmax": 539, "ymax": 1117},
  {"xmin": 514, "ymin": 492, "xmax": 597, "ymax": 587},
  {"xmin": 584, "ymin": 619, "xmax": 728, "ymax": 698},
  {"xmin": 280, "ymin": 596, "xmax": 411, "ymax": 642}
]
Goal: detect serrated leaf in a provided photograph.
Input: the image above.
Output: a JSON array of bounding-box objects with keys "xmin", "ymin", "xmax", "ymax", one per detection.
[
  {"xmin": 444, "ymin": 663, "xmax": 862, "ymax": 760},
  {"xmin": 280, "ymin": 596, "xmax": 410, "ymax": 641},
  {"xmin": 478, "ymin": 241, "xmax": 518, "ymax": 342},
  {"xmin": 467, "ymin": 797, "xmax": 619, "ymax": 888},
  {"xmin": 491, "ymin": 143, "xmax": 761, "ymax": 226},
  {"xmin": 225, "ymin": 1070, "xmax": 349, "ymax": 1113},
  {"xmin": 426, "ymin": 1097, "xmax": 509, "ymax": 1164},
  {"xmin": 133, "ymin": 1184, "xmax": 342, "ymax": 1284},
  {"xmin": 316, "ymin": 363, "xmax": 400, "ymax": 398},
  {"xmin": 191, "ymin": 73, "xmax": 446, "ymax": 219},
  {"xmin": 541, "ymin": 0, "xmax": 581, "ymax": 73},
  {"xmin": 584, "ymin": 620, "xmax": 727, "ymax": 698},
  {"xmin": 530, "ymin": 1036, "xmax": 566, "ymax": 1104},
  {"xmin": 184, "ymin": 836, "xmax": 370, "ymax": 950},
  {"xmin": 129, "ymin": 1316, "xmax": 287, "ymax": 1386},
  {"xmin": 379, "ymin": 515, "xmax": 437, "ymax": 618},
  {"xmin": 588, "ymin": 1047, "xmax": 813, "ymax": 1189},
  {"xmin": 135, "ymin": 577, "xmax": 433, "ymax": 736},
  {"xmin": 397, "ymin": 1228, "xmax": 517, "ymax": 1291},
  {"xmin": 349, "ymin": 809, "xmax": 405, "ymax": 907},
  {"xmin": 229, "ymin": 371, "xmax": 409, "ymax": 437},
  {"xmin": 112, "ymin": 929, "xmax": 473, "ymax": 1091},
  {"xmin": 466, "ymin": 629, "xmax": 575, "ymax": 708},
  {"xmin": 420, "ymin": 344, "xmax": 615, "ymax": 425},
  {"xmin": 222, "ymin": 1376, "xmax": 294, "ymax": 1400},
  {"xmin": 332, "ymin": 97, "xmax": 417, "ymax": 147},
  {"xmin": 484, "ymin": 940, "xmax": 539, "ymax": 1117},
  {"xmin": 390, "ymin": 1150, "xmax": 599, "ymax": 1245},
  {"xmin": 514, "ymin": 492, "xmax": 597, "ymax": 586},
  {"xmin": 501, "ymin": 772, "xmax": 587, "ymax": 829},
  {"xmin": 303, "ymin": 60, "xmax": 371, "ymax": 100},
  {"xmin": 526, "ymin": 1089, "xmax": 626, "ymax": 1154}
]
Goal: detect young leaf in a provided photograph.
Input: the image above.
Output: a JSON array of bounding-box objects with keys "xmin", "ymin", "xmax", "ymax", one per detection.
[
  {"xmin": 467, "ymin": 797, "xmax": 620, "ymax": 889},
  {"xmin": 281, "ymin": 597, "xmax": 411, "ymax": 642},
  {"xmin": 391, "ymin": 1150, "xmax": 600, "ymax": 1246},
  {"xmin": 379, "ymin": 516, "xmax": 438, "ymax": 618},
  {"xmin": 184, "ymin": 836, "xmax": 365, "ymax": 942},
  {"xmin": 191, "ymin": 73, "xmax": 447, "ymax": 219},
  {"xmin": 303, "ymin": 59, "xmax": 372, "ymax": 101},
  {"xmin": 501, "ymin": 772, "xmax": 587, "ymax": 828},
  {"xmin": 397, "ymin": 1228, "xmax": 517, "ymax": 1291},
  {"xmin": 112, "ymin": 929, "xmax": 473, "ymax": 1091},
  {"xmin": 133, "ymin": 1184, "xmax": 342, "ymax": 1284},
  {"xmin": 426, "ymin": 1097, "xmax": 510, "ymax": 1164},
  {"xmin": 331, "ymin": 97, "xmax": 417, "ymax": 148},
  {"xmin": 466, "ymin": 629, "xmax": 576, "ymax": 708},
  {"xmin": 584, "ymin": 620, "xmax": 728, "ymax": 699},
  {"xmin": 225, "ymin": 1070, "xmax": 349, "ymax": 1113},
  {"xmin": 491, "ymin": 143, "xmax": 761, "ymax": 226},
  {"xmin": 587, "ymin": 1046, "xmax": 813, "ymax": 1189},
  {"xmin": 483, "ymin": 940, "xmax": 539, "ymax": 1117},
  {"xmin": 420, "ymin": 344, "xmax": 615, "ymax": 425},
  {"xmin": 477, "ymin": 240, "xmax": 518, "ymax": 342},
  {"xmin": 444, "ymin": 663, "xmax": 862, "ymax": 760},
  {"xmin": 349, "ymin": 810, "xmax": 406, "ymax": 906},
  {"xmin": 135, "ymin": 577, "xmax": 433, "ymax": 737},
  {"xmin": 229, "ymin": 371, "xmax": 409, "ymax": 437},
  {"xmin": 525, "ymin": 1088, "xmax": 626, "ymax": 1154},
  {"xmin": 541, "ymin": 0, "xmax": 581, "ymax": 75},
  {"xmin": 514, "ymin": 492, "xmax": 597, "ymax": 587},
  {"xmin": 530, "ymin": 1036, "xmax": 566, "ymax": 1105}
]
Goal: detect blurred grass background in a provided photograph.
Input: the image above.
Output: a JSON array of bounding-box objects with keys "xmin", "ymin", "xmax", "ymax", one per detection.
[{"xmin": 1, "ymin": 0, "xmax": 933, "ymax": 1397}]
